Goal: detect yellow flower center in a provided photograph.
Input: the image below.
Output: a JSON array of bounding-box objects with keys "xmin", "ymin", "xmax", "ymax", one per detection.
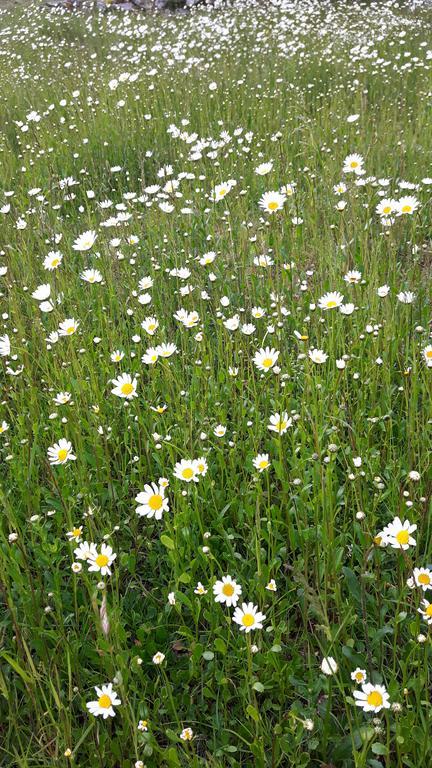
[
  {"xmin": 418, "ymin": 573, "xmax": 430, "ymax": 585},
  {"xmin": 121, "ymin": 382, "xmax": 134, "ymax": 395},
  {"xmin": 182, "ymin": 467, "xmax": 194, "ymax": 479},
  {"xmin": 367, "ymin": 691, "xmax": 383, "ymax": 708},
  {"xmin": 51, "ymin": 258, "xmax": 59, "ymax": 267},
  {"xmin": 98, "ymin": 694, "xmax": 112, "ymax": 709},
  {"xmin": 426, "ymin": 350, "xmax": 432, "ymax": 359},
  {"xmin": 148, "ymin": 494, "xmax": 163, "ymax": 511},
  {"xmin": 268, "ymin": 201, "xmax": 279, "ymax": 211},
  {"xmin": 218, "ymin": 188, "xmax": 227, "ymax": 197},
  {"xmin": 58, "ymin": 448, "xmax": 68, "ymax": 461},
  {"xmin": 401, "ymin": 205, "xmax": 412, "ymax": 213},
  {"xmin": 259, "ymin": 460, "xmax": 269, "ymax": 469},
  {"xmin": 262, "ymin": 357, "xmax": 273, "ymax": 368},
  {"xmin": 355, "ymin": 672, "xmax": 364, "ymax": 682},
  {"xmin": 382, "ymin": 206, "xmax": 391, "ymax": 214},
  {"xmin": 278, "ymin": 421, "xmax": 287, "ymax": 431},
  {"xmin": 350, "ymin": 161, "xmax": 358, "ymax": 168},
  {"xmin": 66, "ymin": 326, "xmax": 75, "ymax": 334},
  {"xmin": 197, "ymin": 463, "xmax": 205, "ymax": 472},
  {"xmin": 426, "ymin": 604, "xmax": 432, "ymax": 616},
  {"xmin": 222, "ymin": 583, "xmax": 235, "ymax": 597},
  {"xmin": 242, "ymin": 613, "xmax": 255, "ymax": 627},
  {"xmin": 72, "ymin": 528, "xmax": 81, "ymax": 537},
  {"xmin": 396, "ymin": 530, "xmax": 409, "ymax": 545},
  {"xmin": 326, "ymin": 300, "xmax": 337, "ymax": 308},
  {"xmin": 96, "ymin": 554, "xmax": 109, "ymax": 568}
]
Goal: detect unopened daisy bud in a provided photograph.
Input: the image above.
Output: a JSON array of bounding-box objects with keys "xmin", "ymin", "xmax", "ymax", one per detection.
[
  {"xmin": 251, "ymin": 644, "xmax": 259, "ymax": 653},
  {"xmin": 417, "ymin": 634, "xmax": 427, "ymax": 643},
  {"xmin": 356, "ymin": 511, "xmax": 365, "ymax": 520},
  {"xmin": 8, "ymin": 532, "xmax": 18, "ymax": 543},
  {"xmin": 303, "ymin": 719, "xmax": 314, "ymax": 731},
  {"xmin": 321, "ymin": 656, "xmax": 338, "ymax": 675},
  {"xmin": 392, "ymin": 702, "xmax": 402, "ymax": 712}
]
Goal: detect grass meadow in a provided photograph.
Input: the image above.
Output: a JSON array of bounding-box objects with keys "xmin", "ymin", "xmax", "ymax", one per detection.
[{"xmin": 0, "ymin": 0, "xmax": 431, "ymax": 765}]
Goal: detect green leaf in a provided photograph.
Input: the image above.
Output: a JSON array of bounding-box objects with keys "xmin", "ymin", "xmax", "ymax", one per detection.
[
  {"xmin": 371, "ymin": 742, "xmax": 388, "ymax": 756},
  {"xmin": 160, "ymin": 534, "xmax": 175, "ymax": 551},
  {"xmin": 246, "ymin": 704, "xmax": 260, "ymax": 722}
]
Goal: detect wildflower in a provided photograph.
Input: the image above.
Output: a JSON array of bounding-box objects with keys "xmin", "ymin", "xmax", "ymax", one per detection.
[
  {"xmin": 318, "ymin": 291, "xmax": 344, "ymax": 310},
  {"xmin": 111, "ymin": 350, "xmax": 124, "ymax": 363},
  {"xmin": 413, "ymin": 568, "xmax": 432, "ymax": 591},
  {"xmin": 44, "ymin": 251, "xmax": 63, "ymax": 270},
  {"xmin": 396, "ymin": 196, "xmax": 419, "ymax": 215},
  {"xmin": 58, "ymin": 318, "xmax": 79, "ymax": 336},
  {"xmin": 86, "ymin": 684, "xmax": 121, "ymax": 718},
  {"xmin": 87, "ymin": 544, "xmax": 116, "ymax": 576},
  {"xmin": 344, "ymin": 270, "xmax": 362, "ymax": 284},
  {"xmin": 81, "ymin": 268, "xmax": 102, "ymax": 283},
  {"xmin": 418, "ymin": 600, "xmax": 432, "ymax": 625},
  {"xmin": 213, "ymin": 575, "xmax": 242, "ymax": 607},
  {"xmin": 0, "ymin": 421, "xmax": 9, "ymax": 434},
  {"xmin": 258, "ymin": 190, "xmax": 286, "ymax": 213},
  {"xmin": 255, "ymin": 161, "xmax": 273, "ymax": 175},
  {"xmin": 343, "ymin": 153, "xmax": 364, "ymax": 174},
  {"xmin": 135, "ymin": 483, "xmax": 169, "ymax": 519},
  {"xmin": 253, "ymin": 347, "xmax": 280, "ymax": 372},
  {"xmin": 351, "ymin": 668, "xmax": 367, "ymax": 684},
  {"xmin": 422, "ymin": 345, "xmax": 432, "ymax": 367},
  {"xmin": 152, "ymin": 652, "xmax": 165, "ymax": 665},
  {"xmin": 73, "ymin": 230, "xmax": 97, "ymax": 251},
  {"xmin": 180, "ymin": 727, "xmax": 193, "ymax": 741},
  {"xmin": 194, "ymin": 582, "xmax": 207, "ymax": 595},
  {"xmin": 353, "ymin": 683, "xmax": 390, "ymax": 713},
  {"xmin": 111, "ymin": 373, "xmax": 138, "ymax": 399},
  {"xmin": 0, "ymin": 334, "xmax": 10, "ymax": 357},
  {"xmin": 232, "ymin": 602, "xmax": 266, "ymax": 632},
  {"xmin": 67, "ymin": 526, "xmax": 83, "ymax": 542},
  {"xmin": 173, "ymin": 459, "xmax": 199, "ymax": 483},
  {"xmin": 268, "ymin": 412, "xmax": 292, "ymax": 434},
  {"xmin": 253, "ymin": 453, "xmax": 271, "ymax": 472},
  {"xmin": 309, "ymin": 348, "xmax": 328, "ymax": 364},
  {"xmin": 266, "ymin": 579, "xmax": 277, "ymax": 592},
  {"xmin": 382, "ymin": 517, "xmax": 417, "ymax": 550},
  {"xmin": 138, "ymin": 720, "xmax": 148, "ymax": 732},
  {"xmin": 47, "ymin": 439, "xmax": 76, "ymax": 466}
]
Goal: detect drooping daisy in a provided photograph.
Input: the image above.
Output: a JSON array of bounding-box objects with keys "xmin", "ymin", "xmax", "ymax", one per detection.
[
  {"xmin": 86, "ymin": 684, "xmax": 121, "ymax": 719},
  {"xmin": 418, "ymin": 600, "xmax": 432, "ymax": 625},
  {"xmin": 382, "ymin": 517, "xmax": 417, "ymax": 550},
  {"xmin": 47, "ymin": 439, "xmax": 76, "ymax": 465},
  {"xmin": 255, "ymin": 161, "xmax": 273, "ymax": 176},
  {"xmin": 353, "ymin": 683, "xmax": 390, "ymax": 713},
  {"xmin": 194, "ymin": 582, "xmax": 207, "ymax": 595},
  {"xmin": 413, "ymin": 567, "xmax": 432, "ymax": 591},
  {"xmin": 213, "ymin": 575, "xmax": 242, "ymax": 607},
  {"xmin": 87, "ymin": 544, "xmax": 116, "ymax": 576},
  {"xmin": 156, "ymin": 343, "xmax": 178, "ymax": 358},
  {"xmin": 135, "ymin": 483, "xmax": 169, "ymax": 519},
  {"xmin": 318, "ymin": 291, "xmax": 344, "ymax": 310},
  {"xmin": 397, "ymin": 291, "xmax": 415, "ymax": 304},
  {"xmin": 58, "ymin": 318, "xmax": 79, "ymax": 336},
  {"xmin": 0, "ymin": 421, "xmax": 9, "ymax": 434},
  {"xmin": 32, "ymin": 283, "xmax": 51, "ymax": 301},
  {"xmin": 309, "ymin": 348, "xmax": 328, "ymax": 364},
  {"xmin": 74, "ymin": 541, "xmax": 97, "ymax": 561},
  {"xmin": 253, "ymin": 453, "xmax": 271, "ymax": 472},
  {"xmin": 258, "ymin": 190, "xmax": 286, "ymax": 214},
  {"xmin": 111, "ymin": 373, "xmax": 138, "ymax": 399},
  {"xmin": 253, "ymin": 347, "xmax": 280, "ymax": 372},
  {"xmin": 351, "ymin": 668, "xmax": 367, "ymax": 684},
  {"xmin": 268, "ymin": 412, "xmax": 292, "ymax": 434},
  {"xmin": 73, "ymin": 230, "xmax": 97, "ymax": 251},
  {"xmin": 233, "ymin": 602, "xmax": 266, "ymax": 633},
  {"xmin": 173, "ymin": 459, "xmax": 199, "ymax": 483}
]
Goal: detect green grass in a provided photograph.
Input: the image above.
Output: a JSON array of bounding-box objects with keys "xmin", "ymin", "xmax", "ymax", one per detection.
[{"xmin": 0, "ymin": 1, "xmax": 431, "ymax": 766}]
